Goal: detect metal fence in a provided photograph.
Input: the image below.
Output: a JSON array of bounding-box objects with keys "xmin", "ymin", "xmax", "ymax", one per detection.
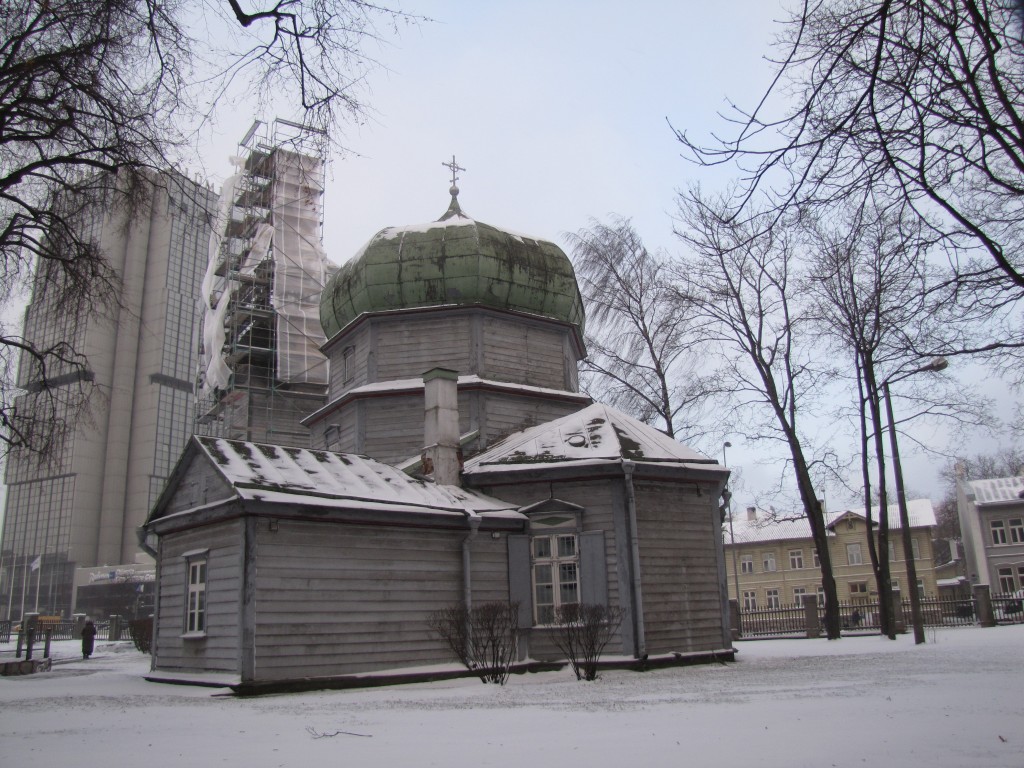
[{"xmin": 739, "ymin": 594, "xmax": 1021, "ymax": 638}]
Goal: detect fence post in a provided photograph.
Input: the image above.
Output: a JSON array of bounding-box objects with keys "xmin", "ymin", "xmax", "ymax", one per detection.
[
  {"xmin": 24, "ymin": 613, "xmax": 39, "ymax": 661},
  {"xmin": 108, "ymin": 615, "xmax": 121, "ymax": 641},
  {"xmin": 973, "ymin": 584, "xmax": 995, "ymax": 627},
  {"xmin": 891, "ymin": 590, "xmax": 906, "ymax": 634},
  {"xmin": 803, "ymin": 595, "xmax": 821, "ymax": 638},
  {"xmin": 43, "ymin": 628, "xmax": 52, "ymax": 659},
  {"xmin": 729, "ymin": 599, "xmax": 741, "ymax": 641}
]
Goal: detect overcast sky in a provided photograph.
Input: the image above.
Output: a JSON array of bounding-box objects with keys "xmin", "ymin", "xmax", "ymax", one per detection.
[
  {"xmin": 191, "ymin": 0, "xmax": 1015, "ymax": 512},
  {"xmin": 200, "ymin": 1, "xmax": 785, "ymax": 260}
]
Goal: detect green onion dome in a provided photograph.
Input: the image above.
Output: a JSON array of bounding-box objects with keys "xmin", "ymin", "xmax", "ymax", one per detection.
[{"xmin": 320, "ymin": 193, "xmax": 585, "ymax": 341}]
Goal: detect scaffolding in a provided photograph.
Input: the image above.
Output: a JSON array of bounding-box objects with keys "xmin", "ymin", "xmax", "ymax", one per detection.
[{"xmin": 195, "ymin": 119, "xmax": 334, "ymax": 446}]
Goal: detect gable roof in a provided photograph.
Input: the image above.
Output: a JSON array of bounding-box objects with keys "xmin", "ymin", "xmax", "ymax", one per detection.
[
  {"xmin": 965, "ymin": 476, "xmax": 1024, "ymax": 506},
  {"xmin": 727, "ymin": 499, "xmax": 937, "ymax": 545},
  {"xmin": 463, "ymin": 403, "xmax": 720, "ymax": 474},
  {"xmin": 150, "ymin": 437, "xmax": 519, "ymax": 522}
]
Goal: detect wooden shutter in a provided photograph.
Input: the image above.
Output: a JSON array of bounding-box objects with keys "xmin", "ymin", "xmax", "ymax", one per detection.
[
  {"xmin": 507, "ymin": 535, "xmax": 533, "ymax": 626},
  {"xmin": 579, "ymin": 530, "xmax": 608, "ymax": 606}
]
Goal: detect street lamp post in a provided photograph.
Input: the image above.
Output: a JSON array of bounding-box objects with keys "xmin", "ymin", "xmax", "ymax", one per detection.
[
  {"xmin": 881, "ymin": 356, "xmax": 948, "ymax": 645},
  {"xmin": 722, "ymin": 442, "xmax": 740, "ymax": 608}
]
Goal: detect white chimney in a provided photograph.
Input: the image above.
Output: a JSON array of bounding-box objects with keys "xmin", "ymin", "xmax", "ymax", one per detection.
[
  {"xmin": 746, "ymin": 506, "xmax": 757, "ymax": 522},
  {"xmin": 422, "ymin": 368, "xmax": 461, "ymax": 486}
]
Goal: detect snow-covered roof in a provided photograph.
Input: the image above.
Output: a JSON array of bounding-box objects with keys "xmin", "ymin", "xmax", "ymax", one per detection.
[
  {"xmin": 463, "ymin": 403, "xmax": 720, "ymax": 474},
  {"xmin": 727, "ymin": 499, "xmax": 936, "ymax": 545},
  {"xmin": 965, "ymin": 476, "xmax": 1024, "ymax": 506},
  {"xmin": 191, "ymin": 437, "xmax": 518, "ymax": 519}
]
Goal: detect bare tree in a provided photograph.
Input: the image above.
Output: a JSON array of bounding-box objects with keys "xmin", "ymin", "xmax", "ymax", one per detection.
[
  {"xmin": 805, "ymin": 199, "xmax": 957, "ymax": 637},
  {"xmin": 566, "ymin": 216, "xmax": 713, "ymax": 440},
  {"xmin": 675, "ymin": 0, "xmax": 1024, "ymax": 301},
  {"xmin": 0, "ymin": 0, "xmax": 416, "ymax": 459},
  {"xmin": 678, "ymin": 191, "xmax": 842, "ymax": 639}
]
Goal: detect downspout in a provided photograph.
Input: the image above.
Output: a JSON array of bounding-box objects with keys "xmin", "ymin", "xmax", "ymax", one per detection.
[
  {"xmin": 462, "ymin": 514, "xmax": 480, "ymax": 665},
  {"xmin": 623, "ymin": 460, "xmax": 646, "ymax": 659},
  {"xmin": 462, "ymin": 514, "xmax": 481, "ymax": 610}
]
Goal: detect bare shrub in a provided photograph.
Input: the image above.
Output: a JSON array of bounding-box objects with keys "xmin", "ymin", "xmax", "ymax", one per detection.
[
  {"xmin": 428, "ymin": 601, "xmax": 520, "ymax": 685},
  {"xmin": 127, "ymin": 617, "xmax": 153, "ymax": 655},
  {"xmin": 552, "ymin": 603, "xmax": 626, "ymax": 681}
]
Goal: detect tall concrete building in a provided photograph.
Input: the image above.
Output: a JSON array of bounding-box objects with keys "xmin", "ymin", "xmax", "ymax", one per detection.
[{"xmin": 0, "ymin": 172, "xmax": 217, "ymax": 620}]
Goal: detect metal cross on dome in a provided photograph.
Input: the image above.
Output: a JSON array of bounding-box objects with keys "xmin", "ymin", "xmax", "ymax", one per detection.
[{"xmin": 442, "ymin": 155, "xmax": 465, "ymax": 189}]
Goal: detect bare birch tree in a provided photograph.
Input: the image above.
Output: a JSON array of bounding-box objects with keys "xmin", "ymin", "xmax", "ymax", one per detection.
[{"xmin": 567, "ymin": 216, "xmax": 712, "ymax": 440}]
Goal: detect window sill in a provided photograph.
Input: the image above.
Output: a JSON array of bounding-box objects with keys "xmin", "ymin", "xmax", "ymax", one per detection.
[{"xmin": 180, "ymin": 631, "xmax": 207, "ymax": 640}]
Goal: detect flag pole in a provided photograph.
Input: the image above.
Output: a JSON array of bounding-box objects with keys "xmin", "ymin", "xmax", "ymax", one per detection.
[{"xmin": 34, "ymin": 558, "xmax": 41, "ymax": 613}]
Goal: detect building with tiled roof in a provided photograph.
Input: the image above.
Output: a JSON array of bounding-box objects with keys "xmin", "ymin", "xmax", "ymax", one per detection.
[{"xmin": 723, "ymin": 501, "xmax": 938, "ymax": 611}]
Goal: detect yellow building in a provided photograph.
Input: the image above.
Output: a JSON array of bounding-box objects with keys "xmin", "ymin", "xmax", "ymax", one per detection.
[{"xmin": 724, "ymin": 500, "xmax": 938, "ymax": 610}]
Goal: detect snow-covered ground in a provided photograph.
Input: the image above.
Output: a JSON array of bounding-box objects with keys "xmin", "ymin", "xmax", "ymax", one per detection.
[{"xmin": 2, "ymin": 625, "xmax": 1022, "ymax": 768}]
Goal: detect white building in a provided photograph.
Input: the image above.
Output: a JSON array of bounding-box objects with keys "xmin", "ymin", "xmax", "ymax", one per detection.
[{"xmin": 957, "ymin": 475, "xmax": 1024, "ymax": 593}]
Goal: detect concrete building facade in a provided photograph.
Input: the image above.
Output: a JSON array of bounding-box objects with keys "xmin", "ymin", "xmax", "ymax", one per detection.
[
  {"xmin": 0, "ymin": 173, "xmax": 217, "ymax": 620},
  {"xmin": 957, "ymin": 475, "xmax": 1024, "ymax": 593}
]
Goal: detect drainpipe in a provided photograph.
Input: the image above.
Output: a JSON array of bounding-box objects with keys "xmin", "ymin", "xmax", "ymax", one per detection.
[
  {"xmin": 623, "ymin": 460, "xmax": 646, "ymax": 659},
  {"xmin": 462, "ymin": 515, "xmax": 481, "ymax": 611},
  {"xmin": 462, "ymin": 514, "xmax": 480, "ymax": 664}
]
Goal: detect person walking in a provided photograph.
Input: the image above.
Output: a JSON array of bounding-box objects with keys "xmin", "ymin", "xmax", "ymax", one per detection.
[{"xmin": 81, "ymin": 619, "xmax": 97, "ymax": 659}]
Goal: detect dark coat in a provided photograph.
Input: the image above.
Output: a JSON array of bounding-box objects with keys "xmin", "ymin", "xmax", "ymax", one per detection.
[{"xmin": 81, "ymin": 621, "xmax": 97, "ymax": 656}]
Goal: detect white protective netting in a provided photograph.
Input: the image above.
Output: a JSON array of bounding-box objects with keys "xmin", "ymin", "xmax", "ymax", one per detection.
[
  {"xmin": 199, "ymin": 170, "xmax": 239, "ymax": 393},
  {"xmin": 269, "ymin": 149, "xmax": 329, "ymax": 386}
]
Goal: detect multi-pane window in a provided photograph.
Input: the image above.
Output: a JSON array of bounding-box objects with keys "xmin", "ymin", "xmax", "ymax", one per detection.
[
  {"xmin": 916, "ymin": 579, "xmax": 925, "ymax": 600},
  {"xmin": 849, "ymin": 582, "xmax": 869, "ymax": 599},
  {"xmin": 1009, "ymin": 518, "xmax": 1024, "ymax": 544},
  {"xmin": 888, "ymin": 541, "xmax": 897, "ymax": 561},
  {"xmin": 812, "ymin": 550, "xmax": 820, "ymax": 568},
  {"xmin": 740, "ymin": 554, "xmax": 754, "ymax": 574},
  {"xmin": 742, "ymin": 591, "xmax": 757, "ymax": 610},
  {"xmin": 766, "ymin": 589, "xmax": 781, "ymax": 609},
  {"xmin": 762, "ymin": 552, "xmax": 777, "ymax": 572},
  {"xmin": 816, "ymin": 585, "xmax": 826, "ymax": 605},
  {"xmin": 789, "ymin": 549, "xmax": 804, "ymax": 569},
  {"xmin": 186, "ymin": 558, "xmax": 207, "ymax": 634},
  {"xmin": 998, "ymin": 566, "xmax": 1016, "ymax": 594},
  {"xmin": 991, "ymin": 520, "xmax": 1008, "ymax": 545},
  {"xmin": 847, "ymin": 543, "xmax": 863, "ymax": 566},
  {"xmin": 532, "ymin": 534, "xmax": 579, "ymax": 624},
  {"xmin": 793, "ymin": 587, "xmax": 806, "ymax": 605},
  {"xmin": 910, "ymin": 537, "xmax": 921, "ymax": 561}
]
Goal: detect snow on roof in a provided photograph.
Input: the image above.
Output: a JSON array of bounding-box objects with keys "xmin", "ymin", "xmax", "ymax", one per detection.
[
  {"xmin": 463, "ymin": 403, "xmax": 720, "ymax": 472},
  {"xmin": 194, "ymin": 437, "xmax": 517, "ymax": 518},
  {"xmin": 966, "ymin": 476, "xmax": 1024, "ymax": 505},
  {"xmin": 727, "ymin": 499, "xmax": 936, "ymax": 545}
]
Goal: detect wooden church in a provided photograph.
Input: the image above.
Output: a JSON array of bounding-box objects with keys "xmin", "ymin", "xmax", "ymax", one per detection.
[{"xmin": 142, "ymin": 185, "xmax": 732, "ymax": 689}]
